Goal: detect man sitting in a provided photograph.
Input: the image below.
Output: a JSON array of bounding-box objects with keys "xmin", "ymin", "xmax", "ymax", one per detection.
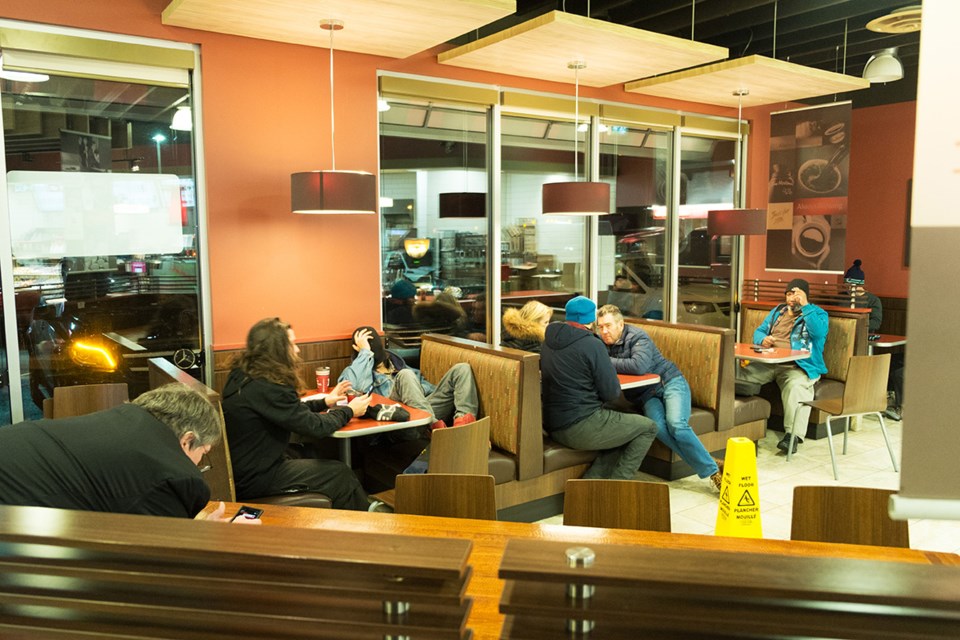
[
  {"xmin": 0, "ymin": 384, "xmax": 246, "ymax": 522},
  {"xmin": 596, "ymin": 304, "xmax": 723, "ymax": 491},
  {"xmin": 735, "ymin": 279, "xmax": 828, "ymax": 454},
  {"xmin": 541, "ymin": 296, "xmax": 657, "ymax": 480}
]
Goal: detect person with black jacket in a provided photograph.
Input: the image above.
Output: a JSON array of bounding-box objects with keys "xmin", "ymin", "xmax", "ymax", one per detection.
[
  {"xmin": 501, "ymin": 300, "xmax": 551, "ymax": 353},
  {"xmin": 540, "ymin": 296, "xmax": 656, "ymax": 480},
  {"xmin": 221, "ymin": 317, "xmax": 373, "ymax": 511}
]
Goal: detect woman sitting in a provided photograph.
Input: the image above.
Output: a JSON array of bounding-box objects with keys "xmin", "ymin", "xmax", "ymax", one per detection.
[{"xmin": 501, "ymin": 300, "xmax": 552, "ymax": 353}]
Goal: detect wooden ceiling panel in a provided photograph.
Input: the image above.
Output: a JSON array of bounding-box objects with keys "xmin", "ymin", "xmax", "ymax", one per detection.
[
  {"xmin": 625, "ymin": 55, "xmax": 870, "ymax": 108},
  {"xmin": 439, "ymin": 11, "xmax": 727, "ymax": 88},
  {"xmin": 162, "ymin": 0, "xmax": 516, "ymax": 58}
]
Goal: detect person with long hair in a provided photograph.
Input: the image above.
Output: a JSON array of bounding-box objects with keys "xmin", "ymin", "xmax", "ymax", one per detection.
[
  {"xmin": 222, "ymin": 318, "xmax": 375, "ymax": 511},
  {"xmin": 501, "ymin": 300, "xmax": 552, "ymax": 353}
]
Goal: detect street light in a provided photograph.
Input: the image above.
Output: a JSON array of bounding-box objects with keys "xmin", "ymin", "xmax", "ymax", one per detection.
[{"xmin": 152, "ymin": 133, "xmax": 166, "ymax": 173}]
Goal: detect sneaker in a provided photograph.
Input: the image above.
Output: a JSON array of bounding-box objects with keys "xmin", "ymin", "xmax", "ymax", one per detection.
[
  {"xmin": 367, "ymin": 499, "xmax": 394, "ymax": 513},
  {"xmin": 430, "ymin": 419, "xmax": 447, "ymax": 431},
  {"xmin": 375, "ymin": 404, "xmax": 410, "ymax": 422},
  {"xmin": 883, "ymin": 406, "xmax": 902, "ymax": 421},
  {"xmin": 452, "ymin": 412, "xmax": 477, "ymax": 427},
  {"xmin": 710, "ymin": 471, "xmax": 723, "ymax": 492},
  {"xmin": 776, "ymin": 434, "xmax": 802, "ymax": 454}
]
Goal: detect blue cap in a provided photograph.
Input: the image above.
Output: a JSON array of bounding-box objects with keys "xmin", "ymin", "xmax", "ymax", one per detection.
[
  {"xmin": 565, "ymin": 296, "xmax": 597, "ymax": 324},
  {"xmin": 391, "ymin": 279, "xmax": 417, "ymax": 300}
]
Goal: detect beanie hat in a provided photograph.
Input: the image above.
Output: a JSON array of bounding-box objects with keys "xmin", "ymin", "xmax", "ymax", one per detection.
[
  {"xmin": 784, "ymin": 278, "xmax": 810, "ymax": 297},
  {"xmin": 390, "ymin": 279, "xmax": 417, "ymax": 300},
  {"xmin": 565, "ymin": 296, "xmax": 597, "ymax": 324},
  {"xmin": 844, "ymin": 259, "xmax": 865, "ymax": 285}
]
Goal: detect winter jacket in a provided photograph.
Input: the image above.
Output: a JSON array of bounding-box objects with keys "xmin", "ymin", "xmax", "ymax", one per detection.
[
  {"xmin": 540, "ymin": 322, "xmax": 622, "ymax": 432},
  {"xmin": 337, "ymin": 348, "xmax": 436, "ymax": 398},
  {"xmin": 501, "ymin": 307, "xmax": 546, "ymax": 353},
  {"xmin": 753, "ymin": 303, "xmax": 829, "ymax": 379},
  {"xmin": 606, "ymin": 324, "xmax": 682, "ymax": 403}
]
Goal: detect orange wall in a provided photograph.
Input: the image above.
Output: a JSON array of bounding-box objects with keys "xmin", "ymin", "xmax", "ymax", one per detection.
[
  {"xmin": 3, "ymin": 2, "xmax": 912, "ymax": 349},
  {"xmin": 743, "ymin": 100, "xmax": 915, "ymax": 298}
]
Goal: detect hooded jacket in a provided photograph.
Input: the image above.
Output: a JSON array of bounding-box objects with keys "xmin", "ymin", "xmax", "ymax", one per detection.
[
  {"xmin": 541, "ymin": 322, "xmax": 622, "ymax": 432},
  {"xmin": 501, "ymin": 307, "xmax": 546, "ymax": 353},
  {"xmin": 221, "ymin": 368, "xmax": 354, "ymax": 500},
  {"xmin": 606, "ymin": 323, "xmax": 682, "ymax": 403},
  {"xmin": 753, "ymin": 303, "xmax": 829, "ymax": 379}
]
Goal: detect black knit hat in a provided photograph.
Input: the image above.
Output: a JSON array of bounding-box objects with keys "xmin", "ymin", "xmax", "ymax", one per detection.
[
  {"xmin": 785, "ymin": 278, "xmax": 810, "ymax": 296},
  {"xmin": 844, "ymin": 259, "xmax": 865, "ymax": 285}
]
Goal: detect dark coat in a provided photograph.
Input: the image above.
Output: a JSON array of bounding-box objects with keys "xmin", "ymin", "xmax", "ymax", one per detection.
[
  {"xmin": 501, "ymin": 307, "xmax": 546, "ymax": 353},
  {"xmin": 540, "ymin": 322, "xmax": 621, "ymax": 432},
  {"xmin": 605, "ymin": 324, "xmax": 682, "ymax": 403},
  {"xmin": 0, "ymin": 404, "xmax": 209, "ymax": 518},
  {"xmin": 221, "ymin": 368, "xmax": 354, "ymax": 500}
]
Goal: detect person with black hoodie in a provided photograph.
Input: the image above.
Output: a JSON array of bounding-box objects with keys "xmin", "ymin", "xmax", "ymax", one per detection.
[
  {"xmin": 501, "ymin": 300, "xmax": 552, "ymax": 353},
  {"xmin": 221, "ymin": 317, "xmax": 375, "ymax": 511},
  {"xmin": 540, "ymin": 296, "xmax": 657, "ymax": 480}
]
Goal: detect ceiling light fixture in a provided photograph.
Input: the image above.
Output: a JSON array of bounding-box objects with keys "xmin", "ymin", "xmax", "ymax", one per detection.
[
  {"xmin": 541, "ymin": 60, "xmax": 610, "ymax": 216},
  {"xmin": 291, "ymin": 19, "xmax": 376, "ymax": 215},
  {"xmin": 707, "ymin": 89, "xmax": 767, "ymax": 236},
  {"xmin": 862, "ymin": 47, "xmax": 904, "ymax": 83},
  {"xmin": 439, "ymin": 111, "xmax": 485, "ymax": 218},
  {"xmin": 170, "ymin": 106, "xmax": 192, "ymax": 131}
]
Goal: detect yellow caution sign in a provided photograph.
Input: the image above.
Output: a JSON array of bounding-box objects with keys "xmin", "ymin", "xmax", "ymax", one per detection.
[{"xmin": 714, "ymin": 437, "xmax": 762, "ymax": 538}]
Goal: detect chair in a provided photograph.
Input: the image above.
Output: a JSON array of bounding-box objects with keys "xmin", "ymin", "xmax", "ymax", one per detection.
[
  {"xmin": 563, "ymin": 479, "xmax": 671, "ymax": 532},
  {"xmin": 395, "ymin": 473, "xmax": 497, "ymax": 520},
  {"xmin": 799, "ymin": 354, "xmax": 898, "ymax": 480},
  {"xmin": 50, "ymin": 383, "xmax": 130, "ymax": 418},
  {"xmin": 791, "ymin": 486, "xmax": 909, "ymax": 548},
  {"xmin": 428, "ymin": 417, "xmax": 491, "ymax": 474}
]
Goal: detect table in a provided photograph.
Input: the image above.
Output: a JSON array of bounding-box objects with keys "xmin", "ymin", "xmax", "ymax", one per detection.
[
  {"xmin": 735, "ymin": 342, "xmax": 811, "ymax": 364},
  {"xmin": 198, "ymin": 502, "xmax": 959, "ymax": 640},
  {"xmin": 330, "ymin": 393, "xmax": 431, "ymax": 465},
  {"xmin": 868, "ymin": 333, "xmax": 907, "ymax": 355},
  {"xmin": 618, "ymin": 373, "xmax": 660, "ymax": 389}
]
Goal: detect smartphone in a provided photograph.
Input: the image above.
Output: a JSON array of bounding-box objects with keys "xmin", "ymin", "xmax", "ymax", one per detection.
[
  {"xmin": 231, "ymin": 505, "xmax": 264, "ymax": 522},
  {"xmin": 752, "ymin": 346, "xmax": 765, "ymax": 353}
]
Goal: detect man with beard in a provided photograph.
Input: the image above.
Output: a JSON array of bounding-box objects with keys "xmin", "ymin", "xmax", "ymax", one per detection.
[{"xmin": 735, "ymin": 279, "xmax": 828, "ymax": 455}]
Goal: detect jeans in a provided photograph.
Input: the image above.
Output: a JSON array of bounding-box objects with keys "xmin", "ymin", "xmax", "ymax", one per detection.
[
  {"xmin": 550, "ymin": 408, "xmax": 657, "ymax": 480},
  {"xmin": 642, "ymin": 376, "xmax": 718, "ymax": 478}
]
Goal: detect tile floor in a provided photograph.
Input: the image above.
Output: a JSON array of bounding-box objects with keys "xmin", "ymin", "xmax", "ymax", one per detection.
[{"xmin": 540, "ymin": 415, "xmax": 960, "ymax": 554}]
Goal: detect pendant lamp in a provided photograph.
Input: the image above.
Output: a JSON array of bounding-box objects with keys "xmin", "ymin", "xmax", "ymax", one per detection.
[
  {"xmin": 291, "ymin": 19, "xmax": 376, "ymax": 215},
  {"xmin": 541, "ymin": 60, "xmax": 610, "ymax": 216},
  {"xmin": 707, "ymin": 89, "xmax": 767, "ymax": 236},
  {"xmin": 439, "ymin": 111, "xmax": 485, "ymax": 218}
]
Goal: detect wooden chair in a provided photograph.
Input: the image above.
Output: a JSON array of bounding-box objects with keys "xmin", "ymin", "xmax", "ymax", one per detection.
[
  {"xmin": 562, "ymin": 479, "xmax": 671, "ymax": 532},
  {"xmin": 395, "ymin": 473, "xmax": 497, "ymax": 520},
  {"xmin": 428, "ymin": 417, "xmax": 491, "ymax": 474},
  {"xmin": 50, "ymin": 383, "xmax": 130, "ymax": 418},
  {"xmin": 799, "ymin": 354, "xmax": 898, "ymax": 480},
  {"xmin": 791, "ymin": 486, "xmax": 909, "ymax": 548}
]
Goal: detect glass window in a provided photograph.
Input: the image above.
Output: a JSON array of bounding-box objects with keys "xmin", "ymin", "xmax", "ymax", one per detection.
[
  {"xmin": 597, "ymin": 124, "xmax": 671, "ymax": 320},
  {"xmin": 3, "ymin": 71, "xmax": 201, "ymax": 421},
  {"xmin": 379, "ymin": 100, "xmax": 488, "ymax": 361},
  {"xmin": 500, "ymin": 113, "xmax": 587, "ymax": 334}
]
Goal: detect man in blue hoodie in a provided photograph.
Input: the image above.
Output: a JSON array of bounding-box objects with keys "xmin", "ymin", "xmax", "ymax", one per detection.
[
  {"xmin": 735, "ymin": 279, "xmax": 829, "ymax": 455},
  {"xmin": 541, "ymin": 296, "xmax": 657, "ymax": 480}
]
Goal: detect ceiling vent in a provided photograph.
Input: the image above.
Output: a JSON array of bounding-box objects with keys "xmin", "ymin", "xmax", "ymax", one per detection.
[{"xmin": 866, "ymin": 5, "xmax": 922, "ymax": 34}]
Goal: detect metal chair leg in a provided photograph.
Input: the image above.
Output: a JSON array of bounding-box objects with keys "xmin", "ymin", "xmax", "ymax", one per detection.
[
  {"xmin": 786, "ymin": 430, "xmax": 796, "ymax": 462},
  {"xmin": 842, "ymin": 416, "xmax": 850, "ymax": 455},
  {"xmin": 876, "ymin": 412, "xmax": 899, "ymax": 472},
  {"xmin": 824, "ymin": 416, "xmax": 839, "ymax": 481}
]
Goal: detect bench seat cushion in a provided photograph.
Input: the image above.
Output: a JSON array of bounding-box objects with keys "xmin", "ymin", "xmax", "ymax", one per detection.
[
  {"xmin": 489, "ymin": 449, "xmax": 517, "ymax": 485},
  {"xmin": 542, "ymin": 437, "xmax": 598, "ymax": 474},
  {"xmin": 732, "ymin": 396, "xmax": 771, "ymax": 429},
  {"xmin": 688, "ymin": 408, "xmax": 716, "ymax": 435}
]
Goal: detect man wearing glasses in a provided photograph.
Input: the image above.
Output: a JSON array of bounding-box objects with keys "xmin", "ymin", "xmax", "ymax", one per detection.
[{"xmin": 735, "ymin": 279, "xmax": 829, "ymax": 455}]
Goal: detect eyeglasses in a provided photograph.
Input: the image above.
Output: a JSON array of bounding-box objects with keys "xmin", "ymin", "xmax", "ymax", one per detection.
[{"xmin": 199, "ymin": 453, "xmax": 212, "ymax": 474}]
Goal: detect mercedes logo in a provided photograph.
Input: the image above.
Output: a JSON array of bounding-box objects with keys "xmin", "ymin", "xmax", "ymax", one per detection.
[{"xmin": 172, "ymin": 348, "xmax": 197, "ymax": 369}]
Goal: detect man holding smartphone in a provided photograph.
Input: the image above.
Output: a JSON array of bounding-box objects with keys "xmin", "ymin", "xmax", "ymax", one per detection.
[
  {"xmin": 735, "ymin": 279, "xmax": 829, "ymax": 455},
  {"xmin": 0, "ymin": 384, "xmax": 256, "ymax": 523}
]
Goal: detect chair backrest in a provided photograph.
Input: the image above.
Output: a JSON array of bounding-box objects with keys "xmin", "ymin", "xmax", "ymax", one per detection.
[
  {"xmin": 791, "ymin": 486, "xmax": 909, "ymax": 548},
  {"xmin": 563, "ymin": 479, "xmax": 671, "ymax": 532},
  {"xmin": 51, "ymin": 383, "xmax": 129, "ymax": 418},
  {"xmin": 428, "ymin": 417, "xmax": 491, "ymax": 475},
  {"xmin": 841, "ymin": 354, "xmax": 891, "ymax": 414},
  {"xmin": 395, "ymin": 474, "xmax": 497, "ymax": 520}
]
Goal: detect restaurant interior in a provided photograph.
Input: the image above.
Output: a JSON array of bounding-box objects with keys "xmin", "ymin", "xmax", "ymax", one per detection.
[{"xmin": 1, "ymin": 1, "xmax": 959, "ymax": 637}]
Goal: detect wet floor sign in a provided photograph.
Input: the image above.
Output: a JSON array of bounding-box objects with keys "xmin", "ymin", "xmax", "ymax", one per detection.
[{"xmin": 715, "ymin": 437, "xmax": 762, "ymax": 538}]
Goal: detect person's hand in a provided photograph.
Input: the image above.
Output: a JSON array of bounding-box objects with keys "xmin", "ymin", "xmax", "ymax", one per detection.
[
  {"xmin": 198, "ymin": 501, "xmax": 262, "ymax": 525},
  {"xmin": 761, "ymin": 335, "xmax": 776, "ymax": 347},
  {"xmin": 324, "ymin": 380, "xmax": 351, "ymax": 407},
  {"xmin": 353, "ymin": 328, "xmax": 373, "ymax": 353},
  {"xmin": 347, "ymin": 393, "xmax": 372, "ymax": 418},
  {"xmin": 791, "ymin": 287, "xmax": 809, "ymax": 307}
]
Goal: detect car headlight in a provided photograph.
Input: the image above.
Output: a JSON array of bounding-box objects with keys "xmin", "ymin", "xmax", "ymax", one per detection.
[{"xmin": 70, "ymin": 341, "xmax": 118, "ymax": 371}]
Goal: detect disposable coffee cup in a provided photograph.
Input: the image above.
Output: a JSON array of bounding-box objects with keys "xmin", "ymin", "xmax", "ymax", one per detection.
[{"xmin": 315, "ymin": 366, "xmax": 330, "ymax": 393}]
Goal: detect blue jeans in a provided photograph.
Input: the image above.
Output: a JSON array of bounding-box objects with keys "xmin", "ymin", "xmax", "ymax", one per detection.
[{"xmin": 642, "ymin": 376, "xmax": 718, "ymax": 479}]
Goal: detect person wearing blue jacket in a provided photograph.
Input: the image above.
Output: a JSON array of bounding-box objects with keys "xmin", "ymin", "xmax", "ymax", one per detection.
[
  {"xmin": 541, "ymin": 296, "xmax": 657, "ymax": 480},
  {"xmin": 735, "ymin": 279, "xmax": 829, "ymax": 455},
  {"xmin": 596, "ymin": 304, "xmax": 723, "ymax": 491}
]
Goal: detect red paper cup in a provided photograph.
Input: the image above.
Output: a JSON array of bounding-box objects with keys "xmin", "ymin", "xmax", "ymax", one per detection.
[{"xmin": 315, "ymin": 366, "xmax": 330, "ymax": 393}]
